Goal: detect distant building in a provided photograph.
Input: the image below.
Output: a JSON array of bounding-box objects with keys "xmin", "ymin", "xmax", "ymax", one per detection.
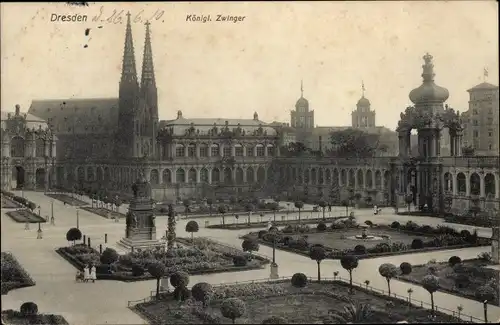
[{"xmin": 462, "ymin": 82, "xmax": 499, "ymax": 155}]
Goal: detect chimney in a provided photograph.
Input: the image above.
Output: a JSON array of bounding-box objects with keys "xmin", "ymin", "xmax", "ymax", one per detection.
[
  {"xmin": 319, "ymin": 135, "xmax": 323, "ymax": 152},
  {"xmin": 15, "ymin": 104, "xmax": 20, "ymax": 116}
]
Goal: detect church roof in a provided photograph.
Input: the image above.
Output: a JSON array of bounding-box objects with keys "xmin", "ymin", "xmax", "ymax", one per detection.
[
  {"xmin": 467, "ymin": 82, "xmax": 498, "ymax": 92},
  {"xmin": 28, "ymin": 98, "xmax": 119, "ymax": 135}
]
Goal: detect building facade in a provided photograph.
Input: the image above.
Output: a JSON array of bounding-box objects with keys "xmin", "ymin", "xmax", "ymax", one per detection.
[
  {"xmin": 0, "ymin": 105, "xmax": 57, "ymax": 191},
  {"xmin": 462, "ymin": 82, "xmax": 499, "ymax": 155}
]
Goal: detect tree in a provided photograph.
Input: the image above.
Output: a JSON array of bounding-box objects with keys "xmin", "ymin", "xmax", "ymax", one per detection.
[
  {"xmin": 340, "ymin": 255, "xmax": 359, "ymax": 294},
  {"xmin": 100, "ymin": 247, "xmax": 119, "ymax": 265},
  {"xmin": 185, "ymin": 220, "xmax": 199, "ymax": 242},
  {"xmin": 422, "ymin": 275, "xmax": 439, "ymax": 318},
  {"xmin": 20, "ymin": 302, "xmax": 38, "ymax": 317},
  {"xmin": 378, "ymin": 263, "xmax": 399, "ymax": 296},
  {"xmin": 191, "ymin": 282, "xmax": 214, "ymax": 308},
  {"xmin": 400, "ymin": 262, "xmax": 412, "ymax": 275},
  {"xmin": 66, "ymin": 227, "xmax": 82, "ymax": 245},
  {"xmin": 167, "ymin": 204, "xmax": 176, "ymax": 251},
  {"xmin": 294, "ymin": 201, "xmax": 304, "ymax": 223},
  {"xmin": 329, "ymin": 128, "xmax": 383, "ymax": 158},
  {"xmin": 242, "ymin": 239, "xmax": 259, "ymax": 257},
  {"xmin": 405, "ymin": 194, "xmax": 413, "ymax": 212},
  {"xmin": 183, "ymin": 199, "xmax": 191, "ymax": 217},
  {"xmin": 310, "ymin": 246, "xmax": 326, "ymax": 282},
  {"xmin": 206, "ymin": 198, "xmax": 214, "ymax": 216},
  {"xmin": 271, "ymin": 202, "xmax": 280, "ymax": 222},
  {"xmin": 170, "ymin": 271, "xmax": 190, "ymax": 288},
  {"xmin": 475, "ymin": 285, "xmax": 497, "ymax": 323},
  {"xmin": 220, "ymin": 298, "xmax": 246, "ymax": 324},
  {"xmin": 148, "ymin": 262, "xmax": 166, "ymax": 299},
  {"xmin": 218, "ymin": 205, "xmax": 227, "ymax": 225},
  {"xmin": 318, "ymin": 200, "xmax": 327, "ymax": 220},
  {"xmin": 341, "ymin": 199, "xmax": 349, "ymax": 217}
]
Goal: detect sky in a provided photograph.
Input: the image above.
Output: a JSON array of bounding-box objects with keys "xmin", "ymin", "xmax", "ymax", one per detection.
[{"xmin": 1, "ymin": 1, "xmax": 498, "ymax": 130}]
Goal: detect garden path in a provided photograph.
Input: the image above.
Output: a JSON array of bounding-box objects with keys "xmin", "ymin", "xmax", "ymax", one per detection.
[{"xmin": 1, "ymin": 191, "xmax": 498, "ymax": 324}]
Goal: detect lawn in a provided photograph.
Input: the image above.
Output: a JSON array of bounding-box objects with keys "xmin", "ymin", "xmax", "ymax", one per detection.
[
  {"xmin": 1, "ymin": 195, "xmax": 22, "ymax": 208},
  {"xmin": 80, "ymin": 206, "xmax": 126, "ymax": 219},
  {"xmin": 5, "ymin": 209, "xmax": 46, "ymax": 223},
  {"xmin": 45, "ymin": 193, "xmax": 88, "ymax": 206},
  {"xmin": 133, "ymin": 280, "xmax": 461, "ymax": 324},
  {"xmin": 397, "ymin": 258, "xmax": 499, "ymax": 306},
  {"xmin": 56, "ymin": 237, "xmax": 269, "ymax": 281},
  {"xmin": 1, "ymin": 252, "xmax": 36, "ymax": 295},
  {"xmin": 1, "ymin": 310, "xmax": 68, "ymax": 325}
]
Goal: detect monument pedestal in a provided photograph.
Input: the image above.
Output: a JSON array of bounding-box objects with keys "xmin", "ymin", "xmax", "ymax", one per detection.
[
  {"xmin": 118, "ymin": 227, "xmax": 163, "ymax": 251},
  {"xmin": 270, "ymin": 263, "xmax": 279, "ymax": 279}
]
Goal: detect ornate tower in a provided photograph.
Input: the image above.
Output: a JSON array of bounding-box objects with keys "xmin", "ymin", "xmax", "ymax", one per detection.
[
  {"xmin": 290, "ymin": 81, "xmax": 314, "ymax": 146},
  {"xmin": 351, "ymin": 82, "xmax": 376, "ymax": 128},
  {"xmin": 118, "ymin": 173, "xmax": 162, "ymax": 250},
  {"xmin": 140, "ymin": 21, "xmax": 159, "ymax": 158},
  {"xmin": 116, "ymin": 12, "xmax": 140, "ymax": 158}
]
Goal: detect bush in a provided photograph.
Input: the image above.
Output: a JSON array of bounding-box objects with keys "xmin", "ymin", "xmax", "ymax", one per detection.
[
  {"xmin": 20, "ymin": 302, "xmax": 38, "ymax": 316},
  {"xmin": 192, "ymin": 282, "xmax": 214, "ymax": 307},
  {"xmin": 354, "ymin": 245, "xmax": 367, "ymax": 255},
  {"xmin": 258, "ymin": 230, "xmax": 268, "ymax": 239},
  {"xmin": 316, "ymin": 222, "xmax": 327, "ymax": 232},
  {"xmin": 365, "ymin": 220, "xmax": 373, "ymax": 227},
  {"xmin": 291, "ymin": 273, "xmax": 307, "ymax": 288},
  {"xmin": 400, "ymin": 262, "xmax": 412, "ymax": 275},
  {"xmin": 170, "ymin": 271, "xmax": 190, "ymax": 288},
  {"xmin": 475, "ymin": 285, "xmax": 498, "ymax": 302},
  {"xmin": 460, "ymin": 229, "xmax": 471, "ymax": 238},
  {"xmin": 173, "ymin": 285, "xmax": 191, "ymax": 301},
  {"xmin": 66, "ymin": 227, "xmax": 82, "ymax": 243},
  {"xmin": 410, "ymin": 238, "xmax": 424, "ymax": 249},
  {"xmin": 100, "ymin": 248, "xmax": 119, "ymax": 265},
  {"xmin": 233, "ymin": 255, "xmax": 247, "ymax": 267},
  {"xmin": 131, "ymin": 264, "xmax": 145, "ymax": 276},
  {"xmin": 448, "ymin": 256, "xmax": 462, "ymax": 267},
  {"xmin": 220, "ymin": 298, "xmax": 246, "ymax": 323},
  {"xmin": 390, "ymin": 221, "xmax": 400, "ymax": 228}
]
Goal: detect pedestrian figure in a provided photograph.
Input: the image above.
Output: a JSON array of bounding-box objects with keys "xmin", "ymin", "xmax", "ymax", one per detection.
[
  {"xmin": 63, "ymin": 202, "xmax": 66, "ymax": 206},
  {"xmin": 83, "ymin": 264, "xmax": 90, "ymax": 283},
  {"xmin": 37, "ymin": 228, "xmax": 43, "ymax": 239},
  {"xmin": 45, "ymin": 215, "xmax": 49, "ymax": 222},
  {"xmin": 25, "ymin": 222, "xmax": 29, "ymax": 230},
  {"xmin": 90, "ymin": 265, "xmax": 97, "ymax": 283},
  {"xmin": 50, "ymin": 216, "xmax": 55, "ymax": 225},
  {"xmin": 373, "ymin": 205, "xmax": 379, "ymax": 215}
]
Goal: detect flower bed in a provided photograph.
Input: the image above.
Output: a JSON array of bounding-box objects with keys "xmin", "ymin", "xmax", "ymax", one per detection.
[
  {"xmin": 80, "ymin": 206, "xmax": 126, "ymax": 219},
  {"xmin": 45, "ymin": 193, "xmax": 88, "ymax": 207},
  {"xmin": 6, "ymin": 209, "xmax": 46, "ymax": 223},
  {"xmin": 132, "ymin": 279, "xmax": 461, "ymax": 324},
  {"xmin": 207, "ymin": 216, "xmax": 346, "ymax": 230},
  {"xmin": 1, "ymin": 310, "xmax": 68, "ymax": 325},
  {"xmin": 243, "ymin": 221, "xmax": 491, "ymax": 260},
  {"xmin": 1, "ymin": 195, "xmax": 23, "ymax": 208},
  {"xmin": 444, "ymin": 214, "xmax": 495, "ymax": 228},
  {"xmin": 1, "ymin": 252, "xmax": 36, "ymax": 295},
  {"xmin": 56, "ymin": 238, "xmax": 269, "ymax": 282},
  {"xmin": 397, "ymin": 258, "xmax": 499, "ymax": 306}
]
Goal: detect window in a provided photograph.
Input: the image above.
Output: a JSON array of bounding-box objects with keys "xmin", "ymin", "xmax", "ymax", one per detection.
[
  {"xmin": 267, "ymin": 145, "xmax": 274, "ymax": 156},
  {"xmin": 473, "ymin": 109, "xmax": 478, "ymax": 115},
  {"xmin": 223, "ymin": 146, "xmax": 231, "ymax": 157},
  {"xmin": 211, "ymin": 144, "xmax": 219, "ymax": 156},
  {"xmin": 473, "ymin": 130, "xmax": 479, "ymax": 138},
  {"xmin": 489, "ymin": 144, "xmax": 493, "ymax": 150},
  {"xmin": 199, "ymin": 146, "xmax": 208, "ymax": 157},
  {"xmin": 246, "ymin": 146, "xmax": 254, "ymax": 157},
  {"xmin": 235, "ymin": 145, "xmax": 243, "ymax": 156},
  {"xmin": 489, "ymin": 131, "xmax": 492, "ymax": 137},
  {"xmin": 256, "ymin": 145, "xmax": 265, "ymax": 157},
  {"xmin": 473, "ymin": 120, "xmax": 478, "ymax": 126},
  {"xmin": 176, "ymin": 145, "xmax": 185, "ymax": 157},
  {"xmin": 188, "ymin": 144, "xmax": 196, "ymax": 157}
]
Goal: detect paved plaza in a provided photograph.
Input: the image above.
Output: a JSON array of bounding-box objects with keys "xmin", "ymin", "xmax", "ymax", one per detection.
[{"xmin": 2, "ymin": 191, "xmax": 499, "ymax": 324}]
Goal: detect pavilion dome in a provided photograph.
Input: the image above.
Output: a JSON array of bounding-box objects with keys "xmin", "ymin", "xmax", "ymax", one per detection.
[
  {"xmin": 357, "ymin": 96, "xmax": 370, "ymax": 107},
  {"xmin": 409, "ymin": 53, "xmax": 449, "ymax": 104},
  {"xmin": 295, "ymin": 96, "xmax": 309, "ymax": 110}
]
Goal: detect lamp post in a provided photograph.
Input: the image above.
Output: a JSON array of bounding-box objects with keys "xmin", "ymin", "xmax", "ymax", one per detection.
[
  {"xmin": 76, "ymin": 208, "xmax": 80, "ymax": 229},
  {"xmin": 37, "ymin": 222, "xmax": 43, "ymax": 239},
  {"xmin": 51, "ymin": 200, "xmax": 54, "ymax": 220}
]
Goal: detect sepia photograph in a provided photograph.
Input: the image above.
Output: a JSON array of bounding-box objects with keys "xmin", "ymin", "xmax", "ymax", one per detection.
[{"xmin": 1, "ymin": 1, "xmax": 499, "ymax": 324}]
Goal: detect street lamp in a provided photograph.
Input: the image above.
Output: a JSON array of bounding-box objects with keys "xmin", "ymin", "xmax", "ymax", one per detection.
[
  {"xmin": 76, "ymin": 208, "xmax": 80, "ymax": 229},
  {"xmin": 37, "ymin": 222, "xmax": 43, "ymax": 239},
  {"xmin": 51, "ymin": 200, "xmax": 54, "ymax": 220}
]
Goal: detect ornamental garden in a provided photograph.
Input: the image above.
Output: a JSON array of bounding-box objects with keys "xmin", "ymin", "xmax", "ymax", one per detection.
[
  {"xmin": 1, "ymin": 252, "xmax": 36, "ymax": 295},
  {"xmin": 242, "ymin": 217, "xmax": 492, "ymax": 260},
  {"xmin": 1, "ymin": 190, "xmax": 46, "ymax": 224}
]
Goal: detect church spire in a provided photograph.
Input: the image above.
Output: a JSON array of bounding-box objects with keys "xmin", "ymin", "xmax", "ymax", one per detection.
[
  {"xmin": 121, "ymin": 12, "xmax": 138, "ymax": 85},
  {"xmin": 300, "ymin": 79, "xmax": 304, "ymax": 97},
  {"xmin": 362, "ymin": 80, "xmax": 365, "ymax": 97},
  {"xmin": 141, "ymin": 21, "xmax": 155, "ymax": 87}
]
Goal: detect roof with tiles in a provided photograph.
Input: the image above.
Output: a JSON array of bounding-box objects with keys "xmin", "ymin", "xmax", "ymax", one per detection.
[
  {"xmin": 467, "ymin": 82, "xmax": 499, "ymax": 92},
  {"xmin": 28, "ymin": 98, "xmax": 119, "ymax": 135},
  {"xmin": 161, "ymin": 111, "xmax": 277, "ymax": 136}
]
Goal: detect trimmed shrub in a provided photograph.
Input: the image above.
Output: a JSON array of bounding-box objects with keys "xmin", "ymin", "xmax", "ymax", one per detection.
[
  {"xmin": 66, "ymin": 228, "xmax": 82, "ymax": 243},
  {"xmin": 173, "ymin": 285, "xmax": 191, "ymax": 301},
  {"xmin": 131, "ymin": 264, "xmax": 145, "ymax": 276},
  {"xmin": 192, "ymin": 282, "xmax": 214, "ymax": 307},
  {"xmin": 460, "ymin": 229, "xmax": 471, "ymax": 239},
  {"xmin": 220, "ymin": 298, "xmax": 246, "ymax": 324},
  {"xmin": 20, "ymin": 302, "xmax": 38, "ymax": 316},
  {"xmin": 354, "ymin": 245, "xmax": 367, "ymax": 255},
  {"xmin": 410, "ymin": 238, "xmax": 424, "ymax": 249},
  {"xmin": 100, "ymin": 248, "xmax": 119, "ymax": 265},
  {"xmin": 400, "ymin": 262, "xmax": 412, "ymax": 275},
  {"xmin": 233, "ymin": 255, "xmax": 247, "ymax": 267},
  {"xmin": 291, "ymin": 272, "xmax": 307, "ymax": 288},
  {"xmin": 170, "ymin": 271, "xmax": 190, "ymax": 288},
  {"xmin": 316, "ymin": 222, "xmax": 327, "ymax": 232},
  {"xmin": 390, "ymin": 221, "xmax": 400, "ymax": 229},
  {"xmin": 448, "ymin": 256, "xmax": 462, "ymax": 267},
  {"xmin": 365, "ymin": 220, "xmax": 373, "ymax": 227}
]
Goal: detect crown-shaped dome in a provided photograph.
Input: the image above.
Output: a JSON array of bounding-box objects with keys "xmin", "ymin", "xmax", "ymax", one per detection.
[
  {"xmin": 295, "ymin": 96, "xmax": 309, "ymax": 109},
  {"xmin": 409, "ymin": 53, "xmax": 449, "ymax": 104},
  {"xmin": 357, "ymin": 96, "xmax": 370, "ymax": 107}
]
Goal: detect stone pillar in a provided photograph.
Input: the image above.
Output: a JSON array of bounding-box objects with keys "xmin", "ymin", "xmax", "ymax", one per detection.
[
  {"xmin": 480, "ymin": 175, "xmax": 485, "ymax": 198},
  {"xmin": 196, "ymin": 145, "xmax": 200, "ymax": 158},
  {"xmin": 220, "ymin": 144, "xmax": 224, "ymax": 157},
  {"xmin": 207, "ymin": 144, "xmax": 212, "ymax": 157},
  {"xmin": 253, "ymin": 146, "xmax": 257, "ymax": 157},
  {"xmin": 231, "ymin": 145, "xmax": 235, "ymax": 157},
  {"xmin": 207, "ymin": 169, "xmax": 212, "ymax": 184},
  {"xmin": 264, "ymin": 145, "xmax": 268, "ymax": 157},
  {"xmin": 51, "ymin": 140, "xmax": 57, "ymax": 158},
  {"xmin": 465, "ymin": 172, "xmax": 471, "ymax": 196},
  {"xmin": 44, "ymin": 140, "xmax": 50, "ymax": 157},
  {"xmin": 243, "ymin": 168, "xmax": 247, "ymax": 183},
  {"xmin": 158, "ymin": 170, "xmax": 163, "ymax": 184},
  {"xmin": 495, "ymin": 174, "xmax": 499, "ymax": 199},
  {"xmin": 452, "ymin": 172, "xmax": 458, "ymax": 195}
]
